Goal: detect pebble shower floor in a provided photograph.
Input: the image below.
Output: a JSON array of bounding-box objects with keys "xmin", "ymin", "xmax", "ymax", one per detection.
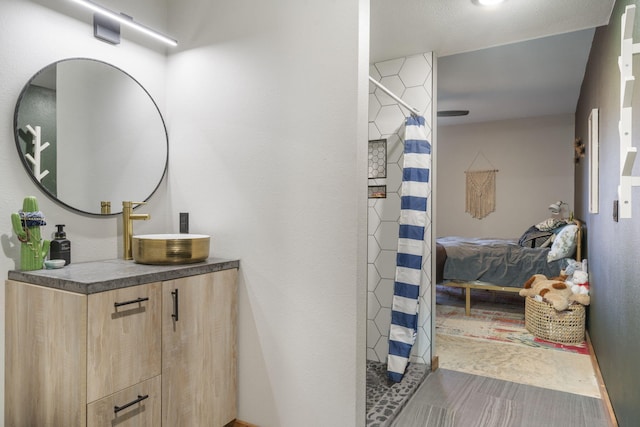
[{"xmin": 365, "ymin": 360, "xmax": 428, "ymax": 427}]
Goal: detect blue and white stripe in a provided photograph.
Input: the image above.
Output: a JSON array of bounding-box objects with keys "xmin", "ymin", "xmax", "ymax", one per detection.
[{"xmin": 387, "ymin": 115, "xmax": 431, "ymax": 382}]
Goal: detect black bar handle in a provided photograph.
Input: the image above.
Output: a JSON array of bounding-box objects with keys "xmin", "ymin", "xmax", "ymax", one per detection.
[
  {"xmin": 171, "ymin": 289, "xmax": 179, "ymax": 321},
  {"xmin": 114, "ymin": 297, "xmax": 149, "ymax": 309},
  {"xmin": 114, "ymin": 394, "xmax": 149, "ymax": 414}
]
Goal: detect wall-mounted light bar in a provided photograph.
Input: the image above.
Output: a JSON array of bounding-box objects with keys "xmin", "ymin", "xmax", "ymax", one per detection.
[
  {"xmin": 69, "ymin": 0, "xmax": 177, "ymax": 47},
  {"xmin": 472, "ymin": 0, "xmax": 506, "ymax": 6}
]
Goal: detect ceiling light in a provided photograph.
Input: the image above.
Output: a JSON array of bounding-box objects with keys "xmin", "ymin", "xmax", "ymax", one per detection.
[
  {"xmin": 69, "ymin": 0, "xmax": 177, "ymax": 47},
  {"xmin": 473, "ymin": 0, "xmax": 506, "ymax": 6}
]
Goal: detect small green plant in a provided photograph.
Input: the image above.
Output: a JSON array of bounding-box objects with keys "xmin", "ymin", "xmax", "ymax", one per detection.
[{"xmin": 11, "ymin": 196, "xmax": 50, "ymax": 270}]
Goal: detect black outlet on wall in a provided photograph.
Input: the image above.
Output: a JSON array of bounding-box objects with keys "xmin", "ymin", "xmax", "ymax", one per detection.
[
  {"xmin": 180, "ymin": 212, "xmax": 189, "ymax": 233},
  {"xmin": 613, "ymin": 200, "xmax": 619, "ymax": 222}
]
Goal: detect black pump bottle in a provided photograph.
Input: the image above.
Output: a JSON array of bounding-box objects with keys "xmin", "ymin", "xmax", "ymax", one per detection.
[{"xmin": 50, "ymin": 224, "xmax": 71, "ymax": 265}]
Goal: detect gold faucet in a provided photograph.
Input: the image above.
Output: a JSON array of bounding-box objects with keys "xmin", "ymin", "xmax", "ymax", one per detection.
[{"xmin": 122, "ymin": 201, "xmax": 151, "ymax": 260}]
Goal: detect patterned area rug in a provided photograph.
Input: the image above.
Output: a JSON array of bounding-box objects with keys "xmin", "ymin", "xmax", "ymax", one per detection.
[
  {"xmin": 435, "ymin": 291, "xmax": 600, "ymax": 398},
  {"xmin": 436, "ymin": 304, "xmax": 589, "ymax": 355}
]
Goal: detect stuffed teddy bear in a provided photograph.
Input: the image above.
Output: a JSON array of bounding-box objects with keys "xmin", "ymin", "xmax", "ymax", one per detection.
[
  {"xmin": 566, "ymin": 270, "xmax": 590, "ymax": 305},
  {"xmin": 519, "ymin": 273, "xmax": 589, "ymax": 311},
  {"xmin": 562, "ymin": 259, "xmax": 591, "ymax": 305}
]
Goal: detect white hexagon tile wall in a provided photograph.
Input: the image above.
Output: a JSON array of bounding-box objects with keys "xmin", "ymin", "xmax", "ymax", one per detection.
[{"xmin": 367, "ymin": 52, "xmax": 434, "ymax": 367}]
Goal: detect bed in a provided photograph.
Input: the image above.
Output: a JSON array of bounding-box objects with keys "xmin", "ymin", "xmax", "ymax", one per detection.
[{"xmin": 435, "ymin": 219, "xmax": 583, "ymax": 315}]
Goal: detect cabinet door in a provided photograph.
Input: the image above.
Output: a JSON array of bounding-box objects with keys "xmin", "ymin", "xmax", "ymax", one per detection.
[
  {"xmin": 87, "ymin": 282, "xmax": 162, "ymax": 402},
  {"xmin": 87, "ymin": 375, "xmax": 161, "ymax": 427},
  {"xmin": 162, "ymin": 269, "xmax": 238, "ymax": 427},
  {"xmin": 5, "ymin": 281, "xmax": 87, "ymax": 427}
]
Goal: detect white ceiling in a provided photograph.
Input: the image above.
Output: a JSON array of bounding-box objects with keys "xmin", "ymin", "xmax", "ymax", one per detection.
[
  {"xmin": 436, "ymin": 29, "xmax": 596, "ymax": 125},
  {"xmin": 370, "ymin": 0, "xmax": 616, "ymax": 126}
]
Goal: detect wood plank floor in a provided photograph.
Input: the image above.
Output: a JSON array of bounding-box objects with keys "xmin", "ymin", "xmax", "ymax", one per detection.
[{"xmin": 391, "ymin": 369, "xmax": 610, "ymax": 427}]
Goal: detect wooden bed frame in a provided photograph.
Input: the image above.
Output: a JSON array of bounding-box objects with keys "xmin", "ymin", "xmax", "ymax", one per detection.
[{"xmin": 440, "ymin": 220, "xmax": 583, "ymax": 316}]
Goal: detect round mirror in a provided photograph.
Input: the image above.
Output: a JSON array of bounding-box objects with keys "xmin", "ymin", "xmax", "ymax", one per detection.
[{"xmin": 14, "ymin": 58, "xmax": 168, "ymax": 216}]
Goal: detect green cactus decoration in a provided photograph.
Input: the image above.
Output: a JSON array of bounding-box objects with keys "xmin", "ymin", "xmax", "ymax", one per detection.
[{"xmin": 11, "ymin": 196, "xmax": 50, "ymax": 271}]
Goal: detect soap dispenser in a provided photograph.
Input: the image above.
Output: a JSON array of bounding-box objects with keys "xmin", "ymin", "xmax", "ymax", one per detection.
[{"xmin": 50, "ymin": 224, "xmax": 71, "ymax": 265}]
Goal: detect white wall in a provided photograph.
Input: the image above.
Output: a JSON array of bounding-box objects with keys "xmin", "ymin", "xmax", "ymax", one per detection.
[
  {"xmin": 57, "ymin": 60, "xmax": 167, "ymax": 212},
  {"xmin": 165, "ymin": 1, "xmax": 368, "ymax": 426},
  {"xmin": 436, "ymin": 114, "xmax": 575, "ymax": 238},
  {"xmin": 1, "ymin": 0, "xmax": 367, "ymax": 426}
]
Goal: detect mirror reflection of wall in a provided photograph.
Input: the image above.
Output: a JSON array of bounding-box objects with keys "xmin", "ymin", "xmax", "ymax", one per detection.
[
  {"xmin": 56, "ymin": 60, "xmax": 166, "ymax": 213},
  {"xmin": 15, "ymin": 58, "xmax": 168, "ymax": 216}
]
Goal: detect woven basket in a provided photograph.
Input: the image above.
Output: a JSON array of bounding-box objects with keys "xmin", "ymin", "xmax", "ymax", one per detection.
[{"xmin": 524, "ymin": 297, "xmax": 585, "ymax": 344}]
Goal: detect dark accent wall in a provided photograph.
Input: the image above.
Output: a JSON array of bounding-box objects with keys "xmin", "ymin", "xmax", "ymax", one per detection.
[{"xmin": 575, "ymin": 1, "xmax": 640, "ymax": 424}]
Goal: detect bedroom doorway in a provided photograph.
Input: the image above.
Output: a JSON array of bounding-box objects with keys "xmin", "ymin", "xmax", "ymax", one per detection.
[
  {"xmin": 367, "ymin": 1, "xmax": 612, "ymax": 423},
  {"xmin": 432, "ymin": 30, "xmax": 594, "ymax": 394}
]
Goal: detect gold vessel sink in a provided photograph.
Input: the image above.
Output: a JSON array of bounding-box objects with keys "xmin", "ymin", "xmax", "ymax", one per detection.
[{"xmin": 132, "ymin": 234, "xmax": 210, "ymax": 265}]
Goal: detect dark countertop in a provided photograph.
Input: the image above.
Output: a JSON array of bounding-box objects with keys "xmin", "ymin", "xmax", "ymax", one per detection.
[{"xmin": 7, "ymin": 257, "xmax": 240, "ymax": 294}]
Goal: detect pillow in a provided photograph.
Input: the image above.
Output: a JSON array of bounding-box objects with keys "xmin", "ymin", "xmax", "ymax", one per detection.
[
  {"xmin": 535, "ymin": 217, "xmax": 568, "ymax": 231},
  {"xmin": 547, "ymin": 224, "xmax": 578, "ymax": 262}
]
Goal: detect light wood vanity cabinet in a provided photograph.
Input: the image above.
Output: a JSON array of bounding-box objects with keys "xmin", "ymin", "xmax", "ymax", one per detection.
[
  {"xmin": 162, "ymin": 269, "xmax": 238, "ymax": 426},
  {"xmin": 5, "ymin": 263, "xmax": 238, "ymax": 427},
  {"xmin": 87, "ymin": 376, "xmax": 162, "ymax": 427},
  {"xmin": 5, "ymin": 282, "xmax": 87, "ymax": 426},
  {"xmin": 87, "ymin": 282, "xmax": 162, "ymax": 403}
]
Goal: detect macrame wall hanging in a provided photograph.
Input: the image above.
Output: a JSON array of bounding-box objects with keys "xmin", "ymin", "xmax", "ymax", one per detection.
[{"xmin": 465, "ymin": 151, "xmax": 499, "ymax": 220}]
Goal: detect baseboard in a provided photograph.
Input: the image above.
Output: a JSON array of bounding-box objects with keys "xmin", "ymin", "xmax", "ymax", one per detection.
[{"xmin": 586, "ymin": 330, "xmax": 618, "ymax": 427}]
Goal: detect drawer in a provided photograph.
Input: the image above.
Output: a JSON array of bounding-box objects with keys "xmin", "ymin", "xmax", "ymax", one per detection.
[
  {"xmin": 87, "ymin": 282, "xmax": 162, "ymax": 402},
  {"xmin": 87, "ymin": 375, "xmax": 161, "ymax": 427}
]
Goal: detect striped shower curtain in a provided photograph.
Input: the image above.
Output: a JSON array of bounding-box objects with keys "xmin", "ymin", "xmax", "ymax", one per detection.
[{"xmin": 387, "ymin": 115, "xmax": 431, "ymax": 382}]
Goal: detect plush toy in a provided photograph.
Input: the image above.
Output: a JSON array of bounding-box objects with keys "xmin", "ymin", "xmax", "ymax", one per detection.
[
  {"xmin": 519, "ymin": 273, "xmax": 589, "ymax": 311},
  {"xmin": 565, "ymin": 270, "xmax": 590, "ymax": 305},
  {"xmin": 563, "ymin": 259, "xmax": 582, "ymax": 276},
  {"xmin": 562, "ymin": 259, "xmax": 591, "ymax": 305}
]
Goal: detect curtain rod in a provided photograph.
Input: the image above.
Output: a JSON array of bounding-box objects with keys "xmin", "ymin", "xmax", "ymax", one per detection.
[{"xmin": 369, "ymin": 76, "xmax": 421, "ymax": 116}]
